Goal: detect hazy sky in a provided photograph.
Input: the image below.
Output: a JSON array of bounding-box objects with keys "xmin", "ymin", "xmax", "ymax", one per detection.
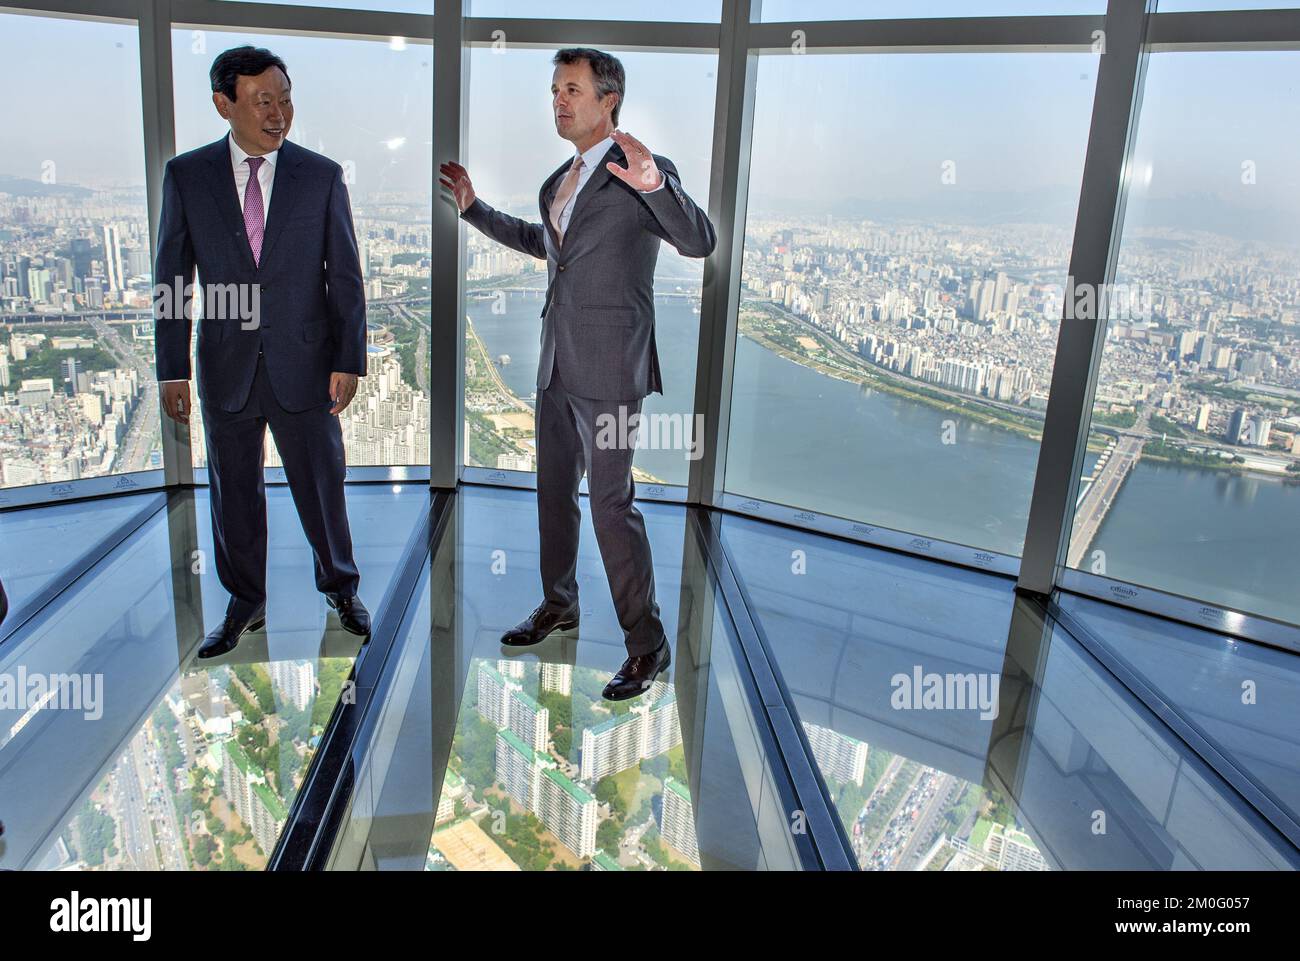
[
  {"xmin": 467, "ymin": 46, "xmax": 716, "ymax": 214},
  {"xmin": 172, "ymin": 26, "xmax": 435, "ymax": 203},
  {"xmin": 1, "ymin": 15, "xmax": 144, "ymax": 189},
  {"xmin": 3, "ymin": 5, "xmax": 1300, "ymax": 244},
  {"xmin": 213, "ymin": 1, "xmax": 1300, "ymax": 17}
]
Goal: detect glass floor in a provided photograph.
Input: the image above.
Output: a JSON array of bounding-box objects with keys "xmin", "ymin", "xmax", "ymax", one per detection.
[
  {"xmin": 0, "ymin": 491, "xmax": 163, "ymax": 642},
  {"xmin": 0, "ymin": 482, "xmax": 1296, "ymax": 871},
  {"xmin": 0, "ymin": 484, "xmax": 427, "ymax": 870}
]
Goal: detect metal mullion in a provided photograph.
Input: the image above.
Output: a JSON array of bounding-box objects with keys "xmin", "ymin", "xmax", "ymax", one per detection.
[
  {"xmin": 430, "ymin": 0, "xmax": 467, "ymax": 490},
  {"xmin": 138, "ymin": 0, "xmax": 193, "ymax": 488},
  {"xmin": 462, "ymin": 16, "xmax": 718, "ymax": 50},
  {"xmin": 688, "ymin": 0, "xmax": 758, "ymax": 509},
  {"xmin": 0, "ymin": 471, "xmax": 167, "ymax": 509},
  {"xmin": 748, "ymin": 13, "xmax": 1105, "ymax": 53},
  {"xmin": 1057, "ymin": 569, "xmax": 1300, "ymax": 655},
  {"xmin": 1149, "ymin": 7, "xmax": 1300, "ymax": 50},
  {"xmin": 0, "ymin": 1, "xmax": 137, "ymax": 20},
  {"xmin": 169, "ymin": 0, "xmax": 433, "ymax": 41},
  {"xmin": 1018, "ymin": 0, "xmax": 1154, "ymax": 598}
]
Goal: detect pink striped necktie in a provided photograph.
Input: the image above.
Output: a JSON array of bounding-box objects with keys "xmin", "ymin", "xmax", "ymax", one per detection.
[{"xmin": 244, "ymin": 155, "xmax": 266, "ymax": 267}]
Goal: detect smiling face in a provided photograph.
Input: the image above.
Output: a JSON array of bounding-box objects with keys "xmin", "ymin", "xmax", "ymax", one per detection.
[
  {"xmin": 213, "ymin": 66, "xmax": 293, "ymax": 156},
  {"xmin": 551, "ymin": 59, "xmax": 616, "ymax": 153}
]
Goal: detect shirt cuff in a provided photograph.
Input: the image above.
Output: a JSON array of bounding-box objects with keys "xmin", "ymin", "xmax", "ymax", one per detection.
[{"xmin": 640, "ymin": 170, "xmax": 667, "ymax": 193}]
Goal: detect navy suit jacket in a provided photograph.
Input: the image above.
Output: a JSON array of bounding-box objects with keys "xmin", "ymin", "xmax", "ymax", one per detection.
[{"xmin": 153, "ymin": 134, "xmax": 367, "ymax": 413}]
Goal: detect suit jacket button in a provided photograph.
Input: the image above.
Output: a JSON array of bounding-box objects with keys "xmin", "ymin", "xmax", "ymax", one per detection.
[{"xmin": 558, "ymin": 265, "xmax": 566, "ymax": 271}]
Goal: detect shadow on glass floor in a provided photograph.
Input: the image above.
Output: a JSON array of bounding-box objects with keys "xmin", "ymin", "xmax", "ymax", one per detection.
[
  {"xmin": 0, "ymin": 483, "xmax": 427, "ymax": 870},
  {"xmin": 328, "ymin": 485, "xmax": 814, "ymax": 871},
  {"xmin": 717, "ymin": 513, "xmax": 1299, "ymax": 870}
]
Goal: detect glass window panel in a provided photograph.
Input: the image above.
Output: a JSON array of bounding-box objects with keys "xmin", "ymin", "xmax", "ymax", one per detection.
[
  {"xmin": 463, "ymin": 47, "xmax": 715, "ymax": 485},
  {"xmin": 1069, "ymin": 51, "xmax": 1300, "ymax": 626},
  {"xmin": 472, "ymin": 1, "xmax": 721, "ymax": 21},
  {"xmin": 220, "ymin": 0, "xmax": 435, "ymax": 11},
  {"xmin": 725, "ymin": 52, "xmax": 1098, "ymax": 555},
  {"xmin": 760, "ymin": 1, "xmax": 1104, "ymax": 21},
  {"xmin": 171, "ymin": 28, "xmax": 432, "ymax": 469},
  {"xmin": 0, "ymin": 14, "xmax": 156, "ymax": 491}
]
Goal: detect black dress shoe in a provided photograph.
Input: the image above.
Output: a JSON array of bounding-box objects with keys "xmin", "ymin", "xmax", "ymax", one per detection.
[
  {"xmin": 326, "ymin": 592, "xmax": 371, "ymax": 637},
  {"xmin": 501, "ymin": 603, "xmax": 579, "ymax": 647},
  {"xmin": 602, "ymin": 639, "xmax": 671, "ymax": 702},
  {"xmin": 198, "ymin": 607, "xmax": 266, "ymax": 659}
]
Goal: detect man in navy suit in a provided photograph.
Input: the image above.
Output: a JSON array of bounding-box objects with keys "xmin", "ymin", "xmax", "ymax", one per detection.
[{"xmin": 155, "ymin": 46, "xmax": 371, "ymax": 657}]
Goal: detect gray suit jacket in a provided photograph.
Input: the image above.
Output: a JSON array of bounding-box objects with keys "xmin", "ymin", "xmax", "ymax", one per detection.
[{"xmin": 461, "ymin": 142, "xmax": 715, "ymax": 401}]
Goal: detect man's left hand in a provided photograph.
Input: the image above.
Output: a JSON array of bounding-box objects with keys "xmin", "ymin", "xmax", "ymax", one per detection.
[
  {"xmin": 330, "ymin": 372, "xmax": 358, "ymax": 415},
  {"xmin": 607, "ymin": 130, "xmax": 663, "ymax": 192}
]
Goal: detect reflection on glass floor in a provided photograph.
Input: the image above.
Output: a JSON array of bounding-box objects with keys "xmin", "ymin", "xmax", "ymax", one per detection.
[
  {"xmin": 329, "ymin": 485, "xmax": 812, "ymax": 871},
  {"xmin": 435, "ymin": 660, "xmax": 690, "ymax": 871},
  {"xmin": 3, "ymin": 483, "xmax": 1297, "ymax": 871},
  {"xmin": 1056, "ymin": 593, "xmax": 1300, "ymax": 843},
  {"xmin": 0, "ymin": 484, "xmax": 427, "ymax": 870},
  {"xmin": 718, "ymin": 512, "xmax": 1299, "ymax": 870},
  {"xmin": 0, "ymin": 491, "xmax": 162, "ymax": 637}
]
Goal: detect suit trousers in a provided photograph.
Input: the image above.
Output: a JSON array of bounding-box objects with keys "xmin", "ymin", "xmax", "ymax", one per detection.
[
  {"xmin": 202, "ymin": 349, "xmax": 360, "ymax": 619},
  {"xmin": 536, "ymin": 357, "xmax": 666, "ymax": 657}
]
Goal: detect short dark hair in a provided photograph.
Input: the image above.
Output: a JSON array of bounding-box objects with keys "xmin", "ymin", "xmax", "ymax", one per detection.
[
  {"xmin": 210, "ymin": 45, "xmax": 290, "ymax": 102},
  {"xmin": 553, "ymin": 48, "xmax": 625, "ymax": 126}
]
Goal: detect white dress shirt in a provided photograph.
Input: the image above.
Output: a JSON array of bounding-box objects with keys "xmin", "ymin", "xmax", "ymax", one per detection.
[
  {"xmin": 555, "ymin": 134, "xmax": 664, "ymax": 234},
  {"xmin": 160, "ymin": 134, "xmax": 279, "ymax": 384}
]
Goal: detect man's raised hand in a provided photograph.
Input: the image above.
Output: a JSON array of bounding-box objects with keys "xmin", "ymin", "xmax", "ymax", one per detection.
[
  {"xmin": 438, "ymin": 161, "xmax": 476, "ymax": 213},
  {"xmin": 606, "ymin": 131, "xmax": 664, "ymax": 192}
]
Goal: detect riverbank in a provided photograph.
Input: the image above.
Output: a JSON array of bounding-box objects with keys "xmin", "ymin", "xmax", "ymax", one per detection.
[
  {"xmin": 739, "ymin": 306, "xmax": 1060, "ymax": 446},
  {"xmin": 464, "ymin": 316, "xmax": 667, "ymax": 484}
]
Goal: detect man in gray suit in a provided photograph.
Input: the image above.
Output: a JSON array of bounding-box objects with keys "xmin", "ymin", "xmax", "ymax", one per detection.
[{"xmin": 440, "ymin": 48, "xmax": 715, "ymax": 700}]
